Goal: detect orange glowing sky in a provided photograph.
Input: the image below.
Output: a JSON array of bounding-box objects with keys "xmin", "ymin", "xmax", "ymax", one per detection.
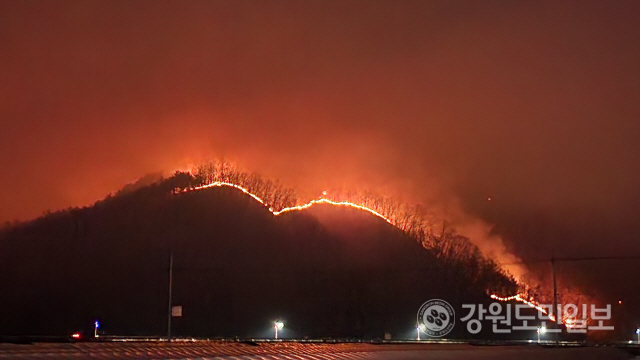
[{"xmin": 2, "ymin": 1, "xmax": 640, "ymax": 304}]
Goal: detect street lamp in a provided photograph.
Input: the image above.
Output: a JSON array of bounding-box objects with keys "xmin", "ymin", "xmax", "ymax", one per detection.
[
  {"xmin": 636, "ymin": 328, "xmax": 639, "ymax": 345},
  {"xmin": 537, "ymin": 325, "xmax": 546, "ymax": 343},
  {"xmin": 274, "ymin": 321, "xmax": 284, "ymax": 339},
  {"xmin": 417, "ymin": 324, "xmax": 426, "ymax": 341},
  {"xmin": 94, "ymin": 320, "xmax": 100, "ymax": 339}
]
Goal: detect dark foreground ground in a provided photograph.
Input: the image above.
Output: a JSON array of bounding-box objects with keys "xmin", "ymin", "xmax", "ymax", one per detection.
[{"xmin": 0, "ymin": 341, "xmax": 636, "ymax": 360}]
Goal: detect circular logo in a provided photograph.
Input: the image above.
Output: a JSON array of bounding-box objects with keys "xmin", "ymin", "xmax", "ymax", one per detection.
[{"xmin": 417, "ymin": 299, "xmax": 455, "ymax": 337}]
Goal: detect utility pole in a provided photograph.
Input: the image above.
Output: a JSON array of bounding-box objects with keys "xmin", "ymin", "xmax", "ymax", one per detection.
[
  {"xmin": 167, "ymin": 251, "xmax": 173, "ymax": 342},
  {"xmin": 551, "ymin": 257, "xmax": 559, "ymax": 343},
  {"xmin": 500, "ymin": 255, "xmax": 640, "ymax": 344}
]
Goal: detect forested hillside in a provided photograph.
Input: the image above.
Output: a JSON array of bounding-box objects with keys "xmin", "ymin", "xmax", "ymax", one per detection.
[{"xmin": 0, "ymin": 170, "xmax": 517, "ymax": 338}]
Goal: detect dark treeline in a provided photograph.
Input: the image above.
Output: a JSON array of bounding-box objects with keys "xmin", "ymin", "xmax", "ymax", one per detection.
[{"xmin": 0, "ymin": 170, "xmax": 517, "ymax": 339}]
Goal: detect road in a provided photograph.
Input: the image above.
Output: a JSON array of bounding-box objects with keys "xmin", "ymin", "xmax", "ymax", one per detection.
[{"xmin": 0, "ymin": 341, "xmax": 634, "ymax": 359}]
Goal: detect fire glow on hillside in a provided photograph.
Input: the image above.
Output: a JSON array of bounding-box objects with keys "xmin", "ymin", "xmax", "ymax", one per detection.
[
  {"xmin": 181, "ymin": 176, "xmax": 569, "ymax": 325},
  {"xmin": 190, "ymin": 181, "xmax": 393, "ymax": 224}
]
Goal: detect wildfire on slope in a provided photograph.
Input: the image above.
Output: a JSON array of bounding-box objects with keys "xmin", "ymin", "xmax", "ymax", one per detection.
[
  {"xmin": 490, "ymin": 293, "xmax": 557, "ymax": 322},
  {"xmin": 190, "ymin": 181, "xmax": 392, "ymax": 223},
  {"xmin": 176, "ymin": 162, "xmax": 586, "ymax": 327}
]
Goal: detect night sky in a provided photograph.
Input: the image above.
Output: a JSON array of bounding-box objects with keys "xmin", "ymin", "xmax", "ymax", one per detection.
[{"xmin": 2, "ymin": 1, "xmax": 640, "ymax": 298}]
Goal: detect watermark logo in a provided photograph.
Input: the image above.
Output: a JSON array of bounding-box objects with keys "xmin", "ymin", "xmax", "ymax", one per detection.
[
  {"xmin": 417, "ymin": 299, "xmax": 455, "ymax": 337},
  {"xmin": 417, "ymin": 300, "xmax": 615, "ymax": 336},
  {"xmin": 460, "ymin": 303, "xmax": 613, "ymax": 334}
]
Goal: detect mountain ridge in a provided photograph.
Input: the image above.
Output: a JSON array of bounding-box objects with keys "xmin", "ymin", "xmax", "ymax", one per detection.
[{"xmin": 0, "ymin": 172, "xmax": 517, "ymax": 338}]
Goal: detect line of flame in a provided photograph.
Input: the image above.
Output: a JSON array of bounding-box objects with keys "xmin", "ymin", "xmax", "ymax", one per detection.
[
  {"xmin": 188, "ymin": 181, "xmax": 392, "ymax": 223},
  {"xmin": 273, "ymin": 199, "xmax": 392, "ymax": 223},
  {"xmin": 490, "ymin": 294, "xmax": 558, "ymax": 323},
  {"xmin": 186, "ymin": 181, "xmax": 554, "ymax": 321},
  {"xmin": 192, "ymin": 181, "xmax": 267, "ymax": 206}
]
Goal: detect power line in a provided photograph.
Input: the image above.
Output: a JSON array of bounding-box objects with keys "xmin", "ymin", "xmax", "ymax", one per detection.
[{"xmin": 500, "ymin": 255, "xmax": 640, "ymax": 266}]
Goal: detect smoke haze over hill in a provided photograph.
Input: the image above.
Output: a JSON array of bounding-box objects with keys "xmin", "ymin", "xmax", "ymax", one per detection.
[{"xmin": 1, "ymin": 0, "xmax": 640, "ymax": 337}]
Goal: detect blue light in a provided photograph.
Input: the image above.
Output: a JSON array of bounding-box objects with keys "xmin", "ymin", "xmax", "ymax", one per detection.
[{"xmin": 95, "ymin": 321, "xmax": 100, "ymax": 328}]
